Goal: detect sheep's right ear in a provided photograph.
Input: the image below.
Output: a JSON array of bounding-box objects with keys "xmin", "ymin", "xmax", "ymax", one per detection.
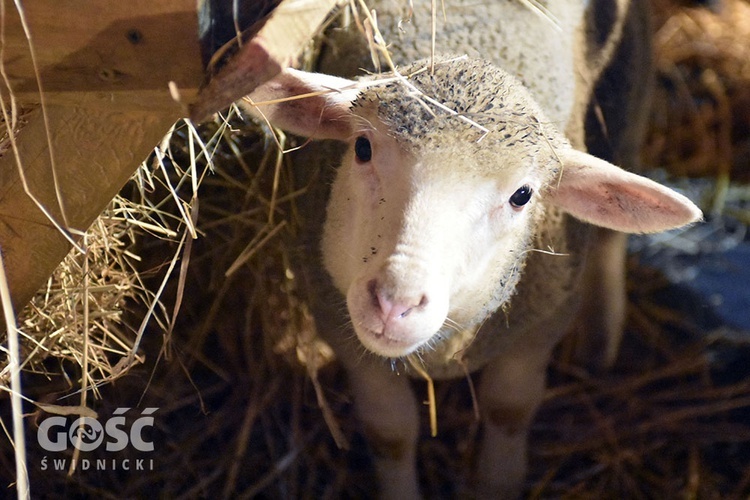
[{"xmin": 240, "ymin": 68, "xmax": 359, "ymax": 141}]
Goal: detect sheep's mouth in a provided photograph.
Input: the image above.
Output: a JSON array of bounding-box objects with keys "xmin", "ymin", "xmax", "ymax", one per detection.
[{"xmin": 356, "ymin": 325, "xmax": 432, "ymax": 359}]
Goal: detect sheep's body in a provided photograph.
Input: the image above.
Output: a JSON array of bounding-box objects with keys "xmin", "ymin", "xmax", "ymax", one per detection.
[{"xmin": 243, "ymin": 0, "xmax": 700, "ymax": 497}]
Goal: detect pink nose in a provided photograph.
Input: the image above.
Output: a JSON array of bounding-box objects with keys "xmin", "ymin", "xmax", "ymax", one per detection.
[{"xmin": 368, "ymin": 279, "xmax": 428, "ymax": 325}]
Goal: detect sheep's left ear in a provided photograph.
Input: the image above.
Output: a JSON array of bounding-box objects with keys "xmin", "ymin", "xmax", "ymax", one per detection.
[
  {"xmin": 546, "ymin": 149, "xmax": 703, "ymax": 234},
  {"xmin": 239, "ymin": 68, "xmax": 360, "ymax": 141}
]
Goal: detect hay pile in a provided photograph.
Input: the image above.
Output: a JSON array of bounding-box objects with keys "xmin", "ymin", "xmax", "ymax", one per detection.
[
  {"xmin": 1, "ymin": 0, "xmax": 749, "ymax": 498},
  {"xmin": 645, "ymin": 0, "xmax": 750, "ymax": 182},
  {"xmin": 12, "ymin": 196, "xmax": 144, "ymax": 390}
]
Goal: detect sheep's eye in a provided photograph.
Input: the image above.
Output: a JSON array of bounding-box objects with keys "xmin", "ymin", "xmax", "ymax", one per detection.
[
  {"xmin": 354, "ymin": 136, "xmax": 372, "ymax": 163},
  {"xmin": 509, "ymin": 185, "xmax": 533, "ymax": 208}
]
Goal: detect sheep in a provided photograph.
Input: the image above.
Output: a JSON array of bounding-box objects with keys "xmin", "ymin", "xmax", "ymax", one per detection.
[{"xmin": 241, "ymin": 0, "xmax": 702, "ymax": 497}]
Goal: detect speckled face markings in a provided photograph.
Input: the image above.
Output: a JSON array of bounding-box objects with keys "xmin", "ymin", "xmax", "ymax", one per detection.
[{"xmin": 350, "ymin": 57, "xmax": 565, "ymax": 189}]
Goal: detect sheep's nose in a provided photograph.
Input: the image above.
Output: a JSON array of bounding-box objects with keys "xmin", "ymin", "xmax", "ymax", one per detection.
[{"xmin": 368, "ymin": 279, "xmax": 429, "ymax": 325}]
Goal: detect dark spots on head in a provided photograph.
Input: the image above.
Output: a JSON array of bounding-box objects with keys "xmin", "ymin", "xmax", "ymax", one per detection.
[{"xmin": 359, "ymin": 57, "xmax": 549, "ymax": 154}]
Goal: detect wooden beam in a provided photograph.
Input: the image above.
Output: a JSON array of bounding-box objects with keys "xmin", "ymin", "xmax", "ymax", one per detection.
[
  {"xmin": 3, "ymin": 0, "xmax": 202, "ymax": 104},
  {"xmin": 0, "ymin": 1, "xmax": 203, "ymax": 309}
]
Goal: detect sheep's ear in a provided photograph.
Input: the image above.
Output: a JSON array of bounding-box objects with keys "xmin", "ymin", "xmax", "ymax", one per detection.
[
  {"xmin": 240, "ymin": 68, "xmax": 359, "ymax": 140},
  {"xmin": 546, "ymin": 149, "xmax": 703, "ymax": 234}
]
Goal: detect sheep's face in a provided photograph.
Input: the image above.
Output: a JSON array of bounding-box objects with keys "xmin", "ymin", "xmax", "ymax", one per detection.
[
  {"xmin": 321, "ymin": 94, "xmax": 558, "ymax": 358},
  {"xmin": 243, "ymin": 57, "xmax": 702, "ymax": 360}
]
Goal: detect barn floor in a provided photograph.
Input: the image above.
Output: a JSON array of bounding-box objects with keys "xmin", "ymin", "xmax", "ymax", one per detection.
[
  {"xmin": 1, "ymin": 0, "xmax": 750, "ymax": 498},
  {"xmin": 3, "ymin": 135, "xmax": 748, "ymax": 500}
]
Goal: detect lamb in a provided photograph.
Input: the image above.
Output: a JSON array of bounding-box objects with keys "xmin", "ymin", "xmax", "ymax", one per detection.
[{"xmin": 241, "ymin": 1, "xmax": 702, "ymax": 497}]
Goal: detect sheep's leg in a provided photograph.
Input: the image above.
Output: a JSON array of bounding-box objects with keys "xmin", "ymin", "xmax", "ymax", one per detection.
[
  {"xmin": 575, "ymin": 227, "xmax": 629, "ymax": 370},
  {"xmin": 344, "ymin": 357, "xmax": 421, "ymax": 499},
  {"xmin": 475, "ymin": 346, "xmax": 553, "ymax": 499}
]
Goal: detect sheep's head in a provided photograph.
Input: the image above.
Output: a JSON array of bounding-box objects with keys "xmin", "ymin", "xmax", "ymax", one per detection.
[{"xmin": 244, "ymin": 57, "xmax": 701, "ymax": 358}]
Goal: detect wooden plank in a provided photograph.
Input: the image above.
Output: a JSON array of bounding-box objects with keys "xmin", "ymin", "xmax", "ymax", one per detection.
[
  {"xmin": 0, "ymin": 1, "xmax": 204, "ymax": 309},
  {"xmin": 3, "ymin": 0, "xmax": 202, "ymax": 105},
  {"xmin": 0, "ymin": 101, "xmax": 181, "ymax": 308}
]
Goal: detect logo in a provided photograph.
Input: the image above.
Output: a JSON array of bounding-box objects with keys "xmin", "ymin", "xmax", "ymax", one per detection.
[{"xmin": 37, "ymin": 408, "xmax": 157, "ymax": 454}]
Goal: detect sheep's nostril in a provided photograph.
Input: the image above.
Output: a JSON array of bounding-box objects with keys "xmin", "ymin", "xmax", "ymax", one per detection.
[
  {"xmin": 398, "ymin": 295, "xmax": 427, "ymax": 318},
  {"xmin": 367, "ymin": 279, "xmax": 379, "ymax": 309}
]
